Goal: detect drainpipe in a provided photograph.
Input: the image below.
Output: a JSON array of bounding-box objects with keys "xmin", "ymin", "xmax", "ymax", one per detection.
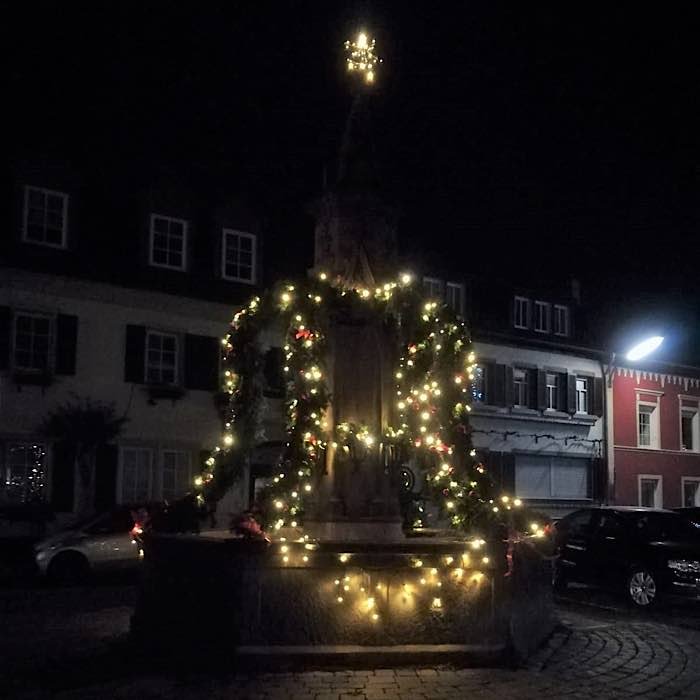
[{"xmin": 601, "ymin": 352, "xmax": 616, "ymax": 505}]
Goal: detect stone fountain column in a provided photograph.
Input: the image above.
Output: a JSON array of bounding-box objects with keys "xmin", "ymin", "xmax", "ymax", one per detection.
[{"xmin": 304, "ymin": 189, "xmax": 405, "ymax": 542}]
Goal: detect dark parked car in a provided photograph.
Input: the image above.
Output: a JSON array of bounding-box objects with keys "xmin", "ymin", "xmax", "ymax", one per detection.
[
  {"xmin": 675, "ymin": 507, "xmax": 700, "ymax": 526},
  {"xmin": 554, "ymin": 506, "xmax": 700, "ymax": 607}
]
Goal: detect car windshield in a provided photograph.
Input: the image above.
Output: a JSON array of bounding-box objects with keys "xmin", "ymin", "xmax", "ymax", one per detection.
[{"xmin": 630, "ymin": 512, "xmax": 700, "ymax": 541}]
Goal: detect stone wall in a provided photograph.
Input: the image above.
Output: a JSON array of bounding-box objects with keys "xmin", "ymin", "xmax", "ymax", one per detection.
[{"xmin": 131, "ymin": 534, "xmax": 554, "ymax": 663}]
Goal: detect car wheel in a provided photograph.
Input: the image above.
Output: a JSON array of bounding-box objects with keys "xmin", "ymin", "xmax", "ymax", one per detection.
[
  {"xmin": 626, "ymin": 568, "xmax": 658, "ymax": 608},
  {"xmin": 48, "ymin": 552, "xmax": 90, "ymax": 586}
]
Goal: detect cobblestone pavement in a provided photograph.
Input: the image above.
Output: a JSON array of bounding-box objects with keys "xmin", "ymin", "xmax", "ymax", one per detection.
[{"xmin": 11, "ymin": 607, "xmax": 699, "ymax": 700}]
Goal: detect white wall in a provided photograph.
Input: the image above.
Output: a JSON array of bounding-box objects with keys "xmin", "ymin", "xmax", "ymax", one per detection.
[{"xmin": 0, "ymin": 269, "xmax": 235, "ymax": 511}]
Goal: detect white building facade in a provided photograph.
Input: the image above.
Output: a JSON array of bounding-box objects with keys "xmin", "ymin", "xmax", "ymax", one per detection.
[{"xmin": 471, "ymin": 341, "xmax": 605, "ymax": 518}]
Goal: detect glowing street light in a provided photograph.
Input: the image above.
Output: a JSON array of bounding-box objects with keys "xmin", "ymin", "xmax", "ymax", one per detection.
[
  {"xmin": 344, "ymin": 31, "xmax": 381, "ymax": 84},
  {"xmin": 626, "ymin": 336, "xmax": 664, "ymax": 362}
]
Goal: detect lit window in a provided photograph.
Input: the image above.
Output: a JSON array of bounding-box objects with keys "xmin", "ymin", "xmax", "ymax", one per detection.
[
  {"xmin": 546, "ymin": 373, "xmax": 559, "ymax": 410},
  {"xmin": 3, "ymin": 443, "xmax": 46, "ymax": 503},
  {"xmin": 423, "ymin": 277, "xmax": 444, "ymax": 300},
  {"xmin": 681, "ymin": 408, "xmax": 699, "ymax": 452},
  {"xmin": 472, "ymin": 365, "xmax": 487, "ymax": 403},
  {"xmin": 161, "ymin": 450, "xmax": 191, "ymax": 502},
  {"xmin": 534, "ymin": 301, "xmax": 550, "ymax": 333},
  {"xmin": 514, "ymin": 297, "xmax": 530, "ymax": 329},
  {"xmin": 23, "ymin": 186, "xmax": 68, "ymax": 248},
  {"xmin": 576, "ymin": 378, "xmax": 588, "ymax": 414},
  {"xmin": 554, "ymin": 305, "xmax": 569, "ymax": 337},
  {"xmin": 145, "ymin": 331, "xmax": 178, "ymax": 385},
  {"xmin": 638, "ymin": 404, "xmax": 659, "ymax": 449},
  {"xmin": 222, "ymin": 229, "xmax": 256, "ymax": 283},
  {"xmin": 639, "ymin": 476, "xmax": 662, "ymax": 508},
  {"xmin": 446, "ymin": 282, "xmax": 464, "ymax": 316},
  {"xmin": 121, "ymin": 447, "xmax": 152, "ymax": 503},
  {"xmin": 513, "ymin": 368, "xmax": 529, "ymax": 408},
  {"xmin": 149, "ymin": 214, "xmax": 187, "ymax": 270},
  {"xmin": 683, "ymin": 478, "xmax": 700, "ymax": 507},
  {"xmin": 13, "ymin": 312, "xmax": 51, "ymax": 372}
]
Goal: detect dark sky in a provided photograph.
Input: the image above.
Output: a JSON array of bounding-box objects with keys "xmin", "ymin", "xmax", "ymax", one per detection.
[{"xmin": 6, "ymin": 2, "xmax": 700, "ymax": 362}]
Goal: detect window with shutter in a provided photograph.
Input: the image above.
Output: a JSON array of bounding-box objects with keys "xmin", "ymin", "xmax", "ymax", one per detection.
[
  {"xmin": 145, "ymin": 331, "xmax": 178, "ymax": 385},
  {"xmin": 513, "ymin": 368, "xmax": 529, "ymax": 408},
  {"xmin": 13, "ymin": 312, "xmax": 52, "ymax": 372},
  {"xmin": 545, "ymin": 373, "xmax": 559, "ymax": 410}
]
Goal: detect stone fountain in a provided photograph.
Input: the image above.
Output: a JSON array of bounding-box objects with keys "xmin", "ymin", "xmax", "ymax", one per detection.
[{"xmin": 130, "ymin": 32, "xmax": 554, "ymax": 664}]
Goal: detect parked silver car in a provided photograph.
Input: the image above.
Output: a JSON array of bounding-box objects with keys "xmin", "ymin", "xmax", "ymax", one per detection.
[{"xmin": 35, "ymin": 507, "xmax": 143, "ymax": 583}]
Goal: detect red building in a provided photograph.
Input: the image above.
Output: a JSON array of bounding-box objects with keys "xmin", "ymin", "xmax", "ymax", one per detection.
[{"xmin": 609, "ymin": 364, "xmax": 700, "ymax": 508}]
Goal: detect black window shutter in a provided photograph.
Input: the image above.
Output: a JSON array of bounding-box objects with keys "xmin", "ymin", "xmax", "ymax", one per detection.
[
  {"xmin": 0, "ymin": 306, "xmax": 10, "ymax": 370},
  {"xmin": 567, "ymin": 374, "xmax": 577, "ymax": 414},
  {"xmin": 55, "ymin": 314, "xmax": 78, "ymax": 375},
  {"xmin": 493, "ymin": 364, "xmax": 506, "ymax": 406},
  {"xmin": 484, "ymin": 362, "xmax": 495, "ymax": 404},
  {"xmin": 504, "ymin": 365, "xmax": 514, "ymax": 407},
  {"xmin": 95, "ymin": 444, "xmax": 119, "ymax": 511},
  {"xmin": 501, "ymin": 452, "xmax": 515, "ymax": 493},
  {"xmin": 124, "ymin": 325, "xmax": 146, "ymax": 383},
  {"xmin": 558, "ymin": 372, "xmax": 567, "ymax": 411},
  {"xmin": 184, "ymin": 334, "xmax": 220, "ymax": 391},
  {"xmin": 528, "ymin": 369, "xmax": 538, "ymax": 409},
  {"xmin": 536, "ymin": 370, "xmax": 547, "ymax": 411},
  {"xmin": 592, "ymin": 377, "xmax": 604, "ymax": 416},
  {"xmin": 51, "ymin": 441, "xmax": 76, "ymax": 512}
]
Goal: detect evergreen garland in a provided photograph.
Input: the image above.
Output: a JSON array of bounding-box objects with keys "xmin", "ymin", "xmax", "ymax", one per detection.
[{"xmin": 195, "ymin": 272, "xmax": 527, "ymax": 534}]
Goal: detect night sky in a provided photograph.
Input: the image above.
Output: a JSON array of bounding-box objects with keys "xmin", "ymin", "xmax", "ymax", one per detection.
[{"xmin": 6, "ymin": 2, "xmax": 700, "ymax": 363}]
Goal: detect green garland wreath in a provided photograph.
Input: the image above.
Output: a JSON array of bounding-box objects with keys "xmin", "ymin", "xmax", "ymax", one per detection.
[{"xmin": 195, "ymin": 271, "xmax": 527, "ymax": 534}]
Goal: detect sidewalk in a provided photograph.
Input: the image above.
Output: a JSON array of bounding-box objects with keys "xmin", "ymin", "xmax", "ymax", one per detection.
[{"xmin": 8, "ymin": 609, "xmax": 700, "ymax": 699}]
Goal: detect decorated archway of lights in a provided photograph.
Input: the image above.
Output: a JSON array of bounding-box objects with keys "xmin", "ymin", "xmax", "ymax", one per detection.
[{"xmin": 194, "ymin": 269, "xmax": 530, "ymax": 531}]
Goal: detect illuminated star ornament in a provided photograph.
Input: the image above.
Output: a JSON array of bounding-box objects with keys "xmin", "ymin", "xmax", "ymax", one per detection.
[{"xmin": 344, "ymin": 31, "xmax": 381, "ymax": 84}]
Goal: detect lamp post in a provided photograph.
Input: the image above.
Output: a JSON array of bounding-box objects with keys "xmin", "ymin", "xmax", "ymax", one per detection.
[
  {"xmin": 607, "ymin": 336, "xmax": 664, "ymax": 387},
  {"xmin": 604, "ymin": 335, "xmax": 664, "ymax": 505}
]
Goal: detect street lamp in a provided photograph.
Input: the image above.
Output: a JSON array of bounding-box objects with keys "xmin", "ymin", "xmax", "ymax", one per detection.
[
  {"xmin": 607, "ymin": 335, "xmax": 664, "ymax": 387},
  {"xmin": 625, "ymin": 336, "xmax": 664, "ymax": 362}
]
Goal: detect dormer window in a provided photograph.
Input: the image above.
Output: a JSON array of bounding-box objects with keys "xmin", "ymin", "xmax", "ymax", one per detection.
[
  {"xmin": 23, "ymin": 186, "xmax": 68, "ymax": 248},
  {"xmin": 534, "ymin": 301, "xmax": 550, "ymax": 333},
  {"xmin": 513, "ymin": 296, "xmax": 530, "ymax": 329},
  {"xmin": 554, "ymin": 304, "xmax": 570, "ymax": 337},
  {"xmin": 222, "ymin": 229, "xmax": 256, "ymax": 284},
  {"xmin": 446, "ymin": 282, "xmax": 464, "ymax": 316},
  {"xmin": 423, "ymin": 277, "xmax": 444, "ymax": 300},
  {"xmin": 149, "ymin": 214, "xmax": 187, "ymax": 271}
]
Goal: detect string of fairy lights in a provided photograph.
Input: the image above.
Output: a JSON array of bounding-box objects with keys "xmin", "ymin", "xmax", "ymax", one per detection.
[
  {"xmin": 188, "ymin": 269, "xmax": 545, "ymax": 622},
  {"xmin": 186, "ymin": 32, "xmax": 552, "ymax": 626}
]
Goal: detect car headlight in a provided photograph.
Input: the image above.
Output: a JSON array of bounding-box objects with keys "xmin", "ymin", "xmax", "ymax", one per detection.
[{"xmin": 668, "ymin": 559, "xmax": 700, "ymax": 573}]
